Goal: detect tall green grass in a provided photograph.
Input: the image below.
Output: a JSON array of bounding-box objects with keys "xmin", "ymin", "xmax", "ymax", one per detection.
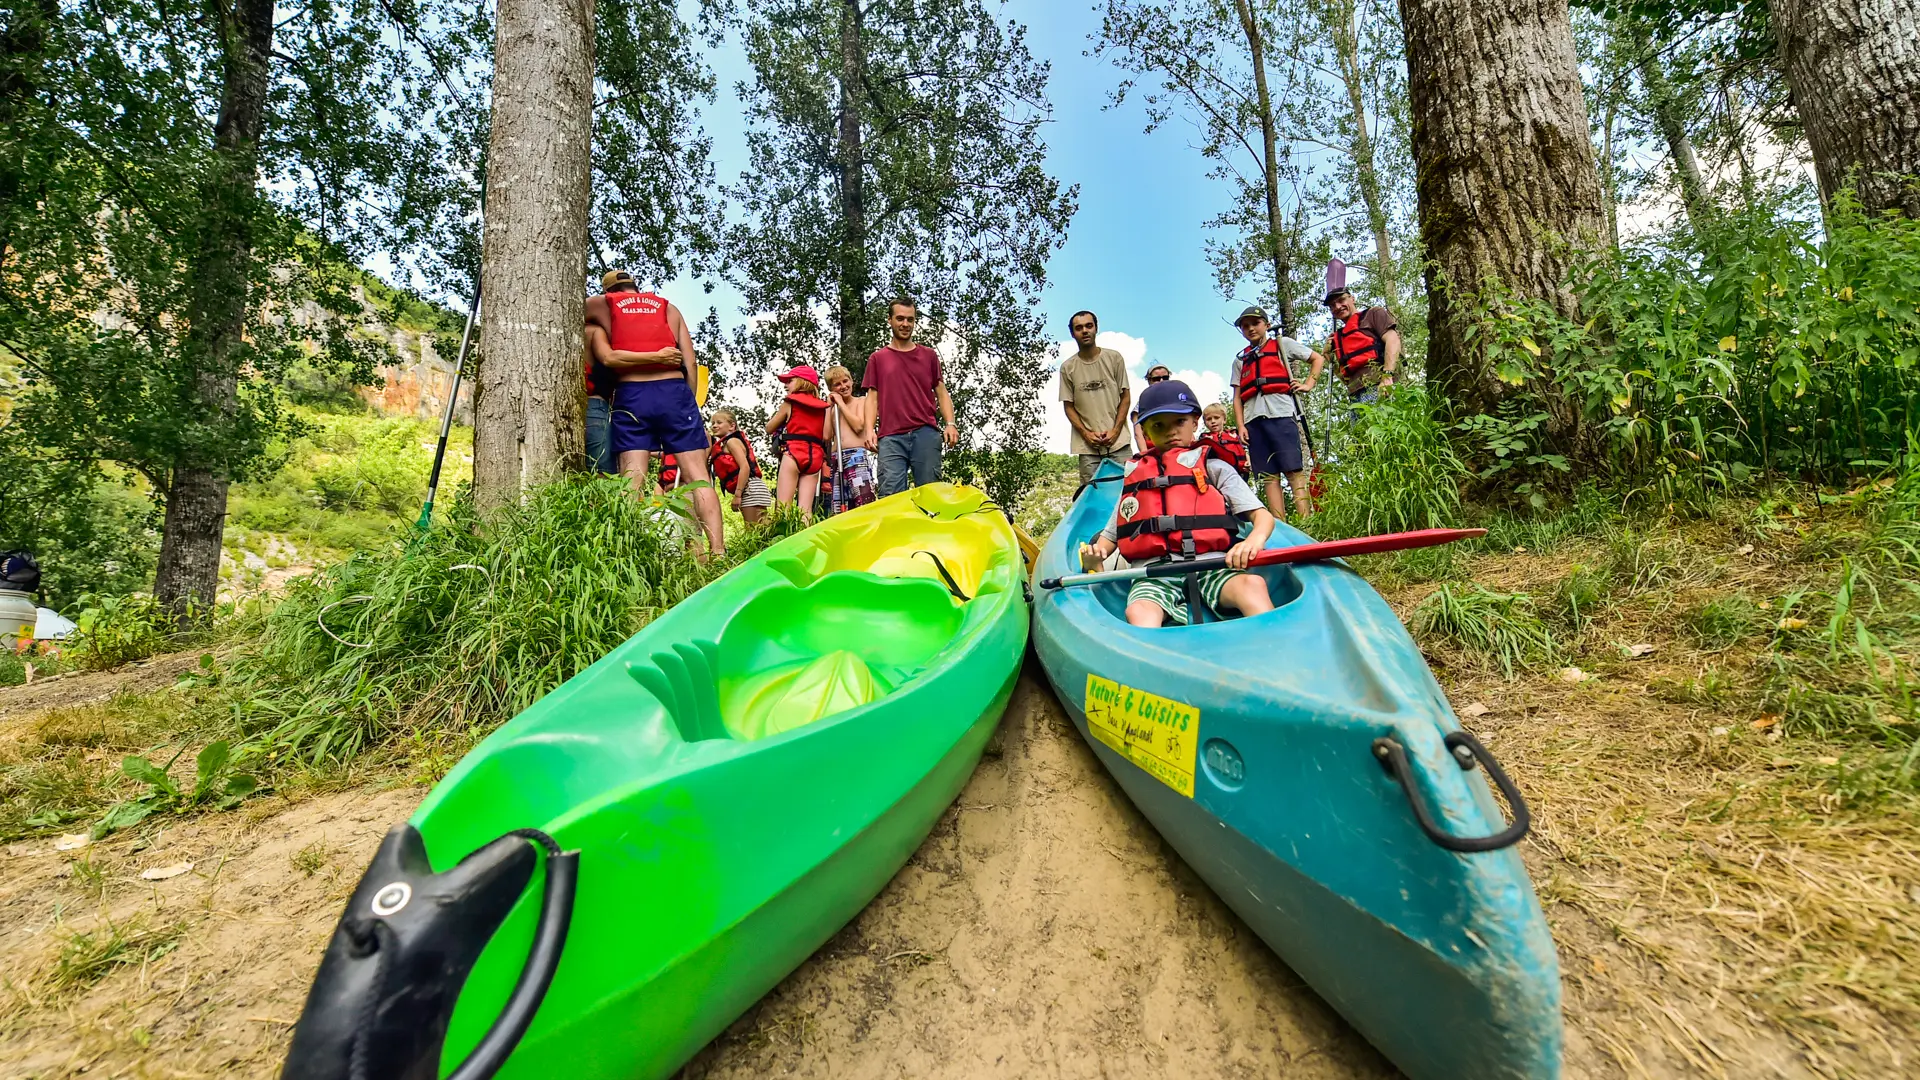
[
  {"xmin": 1316, "ymin": 385, "xmax": 1469, "ymax": 539},
  {"xmin": 1412, "ymin": 583, "xmax": 1561, "ymax": 679},
  {"xmin": 232, "ymin": 476, "xmax": 791, "ymax": 764}
]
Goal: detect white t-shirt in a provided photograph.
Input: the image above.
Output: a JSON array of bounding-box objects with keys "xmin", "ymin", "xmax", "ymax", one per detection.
[
  {"xmin": 1099, "ymin": 454, "xmax": 1263, "ymax": 564},
  {"xmin": 1229, "ymin": 336, "xmax": 1314, "ymax": 422}
]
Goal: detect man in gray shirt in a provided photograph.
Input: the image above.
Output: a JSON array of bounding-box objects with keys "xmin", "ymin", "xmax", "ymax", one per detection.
[{"xmin": 1057, "ymin": 310, "xmax": 1134, "ymax": 485}]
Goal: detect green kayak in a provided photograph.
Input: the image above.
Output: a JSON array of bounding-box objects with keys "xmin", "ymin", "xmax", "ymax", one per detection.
[{"xmin": 281, "ymin": 483, "xmax": 1028, "ymax": 1080}]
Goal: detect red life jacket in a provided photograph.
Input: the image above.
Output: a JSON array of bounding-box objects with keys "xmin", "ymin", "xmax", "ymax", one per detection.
[
  {"xmin": 710, "ymin": 432, "xmax": 761, "ymax": 493},
  {"xmin": 1235, "ymin": 337, "xmax": 1293, "ymax": 403},
  {"xmin": 583, "ymin": 346, "xmax": 615, "ymax": 399},
  {"xmin": 1199, "ymin": 430, "xmax": 1248, "ymax": 475},
  {"xmin": 1115, "ymin": 445, "xmax": 1240, "ymax": 562},
  {"xmin": 606, "ymin": 289, "xmax": 682, "ymax": 376},
  {"xmin": 658, "ymin": 454, "xmax": 679, "ymax": 488},
  {"xmin": 779, "ymin": 392, "xmax": 830, "ymax": 453},
  {"xmin": 1331, "ymin": 309, "xmax": 1385, "ymax": 378}
]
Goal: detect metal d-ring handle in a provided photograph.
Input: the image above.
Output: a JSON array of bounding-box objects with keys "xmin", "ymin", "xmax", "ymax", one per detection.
[
  {"xmin": 1372, "ymin": 731, "xmax": 1531, "ymax": 853},
  {"xmin": 445, "ymin": 829, "xmax": 580, "ymax": 1080}
]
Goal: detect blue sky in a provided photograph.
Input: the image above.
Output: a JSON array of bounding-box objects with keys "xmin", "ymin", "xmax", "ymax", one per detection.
[{"xmin": 664, "ymin": 2, "xmax": 1299, "ymax": 449}]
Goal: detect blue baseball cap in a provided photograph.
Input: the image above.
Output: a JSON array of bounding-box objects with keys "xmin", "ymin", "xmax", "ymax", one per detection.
[{"xmin": 1136, "ymin": 379, "xmax": 1203, "ymax": 422}]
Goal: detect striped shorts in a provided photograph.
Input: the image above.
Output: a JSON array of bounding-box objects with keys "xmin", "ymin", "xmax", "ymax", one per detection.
[
  {"xmin": 1125, "ymin": 569, "xmax": 1248, "ymax": 626},
  {"xmin": 738, "ymin": 475, "xmax": 774, "ymax": 510}
]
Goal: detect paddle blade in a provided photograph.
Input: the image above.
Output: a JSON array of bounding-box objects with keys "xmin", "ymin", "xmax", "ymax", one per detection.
[{"xmin": 1247, "ymin": 527, "xmax": 1486, "ymax": 568}]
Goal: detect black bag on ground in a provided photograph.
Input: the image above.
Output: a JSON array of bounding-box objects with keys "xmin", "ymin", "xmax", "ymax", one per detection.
[{"xmin": 0, "ymin": 551, "xmax": 41, "ymax": 593}]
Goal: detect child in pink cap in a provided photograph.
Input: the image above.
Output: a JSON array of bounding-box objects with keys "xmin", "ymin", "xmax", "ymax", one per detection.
[{"xmin": 765, "ymin": 365, "xmax": 831, "ymax": 517}]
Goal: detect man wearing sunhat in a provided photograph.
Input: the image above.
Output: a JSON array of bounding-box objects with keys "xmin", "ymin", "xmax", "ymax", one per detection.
[
  {"xmin": 584, "ymin": 270, "xmax": 725, "ymax": 557},
  {"xmin": 1321, "ymin": 259, "xmax": 1402, "ymax": 403},
  {"xmin": 1230, "ymin": 305, "xmax": 1321, "ymax": 520}
]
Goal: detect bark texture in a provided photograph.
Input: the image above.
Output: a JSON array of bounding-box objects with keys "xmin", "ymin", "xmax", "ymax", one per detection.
[
  {"xmin": 473, "ymin": 0, "xmax": 595, "ymax": 514},
  {"xmin": 1399, "ymin": 0, "xmax": 1605, "ymax": 418},
  {"xmin": 836, "ymin": 0, "xmax": 869, "ymax": 374},
  {"xmin": 153, "ymin": 0, "xmax": 274, "ymax": 619},
  {"xmin": 1233, "ymin": 0, "xmax": 1294, "ymax": 335},
  {"xmin": 1771, "ymin": 0, "xmax": 1920, "ymax": 217}
]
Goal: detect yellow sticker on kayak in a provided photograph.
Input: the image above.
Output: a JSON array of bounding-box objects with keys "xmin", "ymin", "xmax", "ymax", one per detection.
[{"xmin": 1084, "ymin": 674, "xmax": 1199, "ymax": 798}]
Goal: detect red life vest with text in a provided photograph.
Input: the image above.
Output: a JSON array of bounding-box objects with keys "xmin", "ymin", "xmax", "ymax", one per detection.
[
  {"xmin": 780, "ymin": 392, "xmax": 830, "ymax": 452},
  {"xmin": 1199, "ymin": 430, "xmax": 1249, "ymax": 475},
  {"xmin": 1235, "ymin": 337, "xmax": 1293, "ymax": 403},
  {"xmin": 710, "ymin": 433, "xmax": 761, "ymax": 493},
  {"xmin": 658, "ymin": 454, "xmax": 679, "ymax": 488},
  {"xmin": 1115, "ymin": 445, "xmax": 1239, "ymax": 562},
  {"xmin": 1331, "ymin": 310, "xmax": 1385, "ymax": 377},
  {"xmin": 606, "ymin": 289, "xmax": 682, "ymax": 375}
]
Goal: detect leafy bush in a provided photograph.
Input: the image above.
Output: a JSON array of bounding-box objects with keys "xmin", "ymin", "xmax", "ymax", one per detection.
[
  {"xmin": 1413, "ymin": 584, "xmax": 1561, "ymax": 679},
  {"xmin": 0, "ymin": 429, "xmax": 159, "ymax": 609},
  {"xmin": 308, "ymin": 414, "xmax": 435, "ymax": 516},
  {"xmin": 67, "ymin": 593, "xmax": 169, "ymax": 671},
  {"xmin": 1469, "ymin": 192, "xmax": 1920, "ymax": 490},
  {"xmin": 1316, "ymin": 384, "xmax": 1471, "ymax": 538},
  {"xmin": 233, "ymin": 475, "xmax": 788, "ymax": 764}
]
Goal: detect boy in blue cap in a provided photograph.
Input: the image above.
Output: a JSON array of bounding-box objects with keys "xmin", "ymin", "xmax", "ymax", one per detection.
[{"xmin": 1077, "ymin": 380, "xmax": 1277, "ymax": 628}]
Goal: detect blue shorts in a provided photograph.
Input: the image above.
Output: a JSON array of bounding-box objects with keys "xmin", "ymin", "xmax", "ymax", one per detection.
[
  {"xmin": 1246, "ymin": 415, "xmax": 1303, "ymax": 477},
  {"xmin": 610, "ymin": 380, "xmax": 707, "ymax": 456}
]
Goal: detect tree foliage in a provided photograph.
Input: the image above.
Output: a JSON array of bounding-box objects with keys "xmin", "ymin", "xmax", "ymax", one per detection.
[{"xmin": 723, "ymin": 0, "xmax": 1076, "ymax": 480}]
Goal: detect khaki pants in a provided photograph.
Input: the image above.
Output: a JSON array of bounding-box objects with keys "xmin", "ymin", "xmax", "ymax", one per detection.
[{"xmin": 1077, "ymin": 449, "xmax": 1132, "ymax": 487}]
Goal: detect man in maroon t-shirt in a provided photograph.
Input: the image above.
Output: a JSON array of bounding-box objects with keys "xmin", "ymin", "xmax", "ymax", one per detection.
[{"xmin": 862, "ymin": 298, "xmax": 958, "ymax": 497}]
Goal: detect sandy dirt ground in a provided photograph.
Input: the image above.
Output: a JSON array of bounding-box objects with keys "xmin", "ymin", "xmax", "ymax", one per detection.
[{"xmin": 1, "ymin": 660, "xmax": 1900, "ymax": 1078}]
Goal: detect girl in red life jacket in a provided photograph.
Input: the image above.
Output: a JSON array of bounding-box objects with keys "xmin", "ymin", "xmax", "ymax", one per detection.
[
  {"xmin": 709, "ymin": 409, "xmax": 773, "ymax": 524},
  {"xmin": 1076, "ymin": 380, "xmax": 1278, "ymax": 629},
  {"xmin": 653, "ymin": 454, "xmax": 679, "ymax": 496},
  {"xmin": 1199, "ymin": 402, "xmax": 1250, "ymax": 479},
  {"xmin": 765, "ymin": 365, "xmax": 830, "ymax": 519}
]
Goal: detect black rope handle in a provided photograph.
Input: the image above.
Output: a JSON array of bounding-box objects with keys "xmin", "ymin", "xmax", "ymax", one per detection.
[
  {"xmin": 1372, "ymin": 732, "xmax": 1530, "ymax": 853},
  {"xmin": 911, "ymin": 550, "xmax": 970, "ymax": 601},
  {"xmin": 443, "ymin": 829, "xmax": 579, "ymax": 1080}
]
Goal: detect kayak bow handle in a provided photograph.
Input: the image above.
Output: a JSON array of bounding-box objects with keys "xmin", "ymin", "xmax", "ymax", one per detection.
[
  {"xmin": 280, "ymin": 825, "xmax": 579, "ymax": 1080},
  {"xmin": 1373, "ymin": 731, "xmax": 1531, "ymax": 853}
]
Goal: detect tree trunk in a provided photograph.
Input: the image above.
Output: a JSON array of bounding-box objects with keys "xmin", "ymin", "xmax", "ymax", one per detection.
[
  {"xmin": 1330, "ymin": 0, "xmax": 1397, "ymax": 310},
  {"xmin": 473, "ymin": 0, "xmax": 596, "ymax": 514},
  {"xmin": 152, "ymin": 0, "xmax": 274, "ymax": 620},
  {"xmin": 1601, "ymin": 96, "xmax": 1619, "ymax": 249},
  {"xmin": 1771, "ymin": 0, "xmax": 1920, "ymax": 218},
  {"xmin": 1626, "ymin": 19, "xmax": 1712, "ymax": 230},
  {"xmin": 1398, "ymin": 0, "xmax": 1606, "ymax": 419},
  {"xmin": 1233, "ymin": 0, "xmax": 1294, "ymax": 336},
  {"xmin": 836, "ymin": 0, "xmax": 870, "ymax": 375}
]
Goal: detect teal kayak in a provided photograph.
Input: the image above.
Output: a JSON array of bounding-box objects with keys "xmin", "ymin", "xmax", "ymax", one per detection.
[
  {"xmin": 282, "ymin": 483, "xmax": 1027, "ymax": 1080},
  {"xmin": 1031, "ymin": 462, "xmax": 1563, "ymax": 1079}
]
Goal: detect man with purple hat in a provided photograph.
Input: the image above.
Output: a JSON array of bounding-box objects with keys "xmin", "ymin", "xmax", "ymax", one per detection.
[{"xmin": 1321, "ymin": 259, "xmax": 1402, "ymax": 403}]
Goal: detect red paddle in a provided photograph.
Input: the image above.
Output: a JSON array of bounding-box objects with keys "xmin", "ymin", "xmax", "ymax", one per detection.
[{"xmin": 1036, "ymin": 527, "xmax": 1487, "ymax": 590}]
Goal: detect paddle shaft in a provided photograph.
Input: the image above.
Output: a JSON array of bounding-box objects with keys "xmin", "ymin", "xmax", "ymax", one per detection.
[{"xmin": 1036, "ymin": 527, "xmax": 1487, "ymax": 590}]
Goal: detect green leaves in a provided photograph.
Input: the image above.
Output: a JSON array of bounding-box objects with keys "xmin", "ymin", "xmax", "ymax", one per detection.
[{"xmin": 93, "ymin": 739, "xmax": 258, "ymax": 839}]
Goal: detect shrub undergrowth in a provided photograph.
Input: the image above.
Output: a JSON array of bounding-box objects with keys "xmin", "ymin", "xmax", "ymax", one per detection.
[{"xmin": 231, "ymin": 476, "xmax": 794, "ymax": 765}]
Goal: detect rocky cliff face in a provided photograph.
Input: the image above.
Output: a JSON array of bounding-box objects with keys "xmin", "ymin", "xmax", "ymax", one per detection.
[{"xmin": 361, "ymin": 326, "xmax": 472, "ymax": 425}]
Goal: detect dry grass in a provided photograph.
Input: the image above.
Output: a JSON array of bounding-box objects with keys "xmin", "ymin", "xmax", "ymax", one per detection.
[{"xmin": 1388, "ymin": 509, "xmax": 1920, "ymax": 1077}]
